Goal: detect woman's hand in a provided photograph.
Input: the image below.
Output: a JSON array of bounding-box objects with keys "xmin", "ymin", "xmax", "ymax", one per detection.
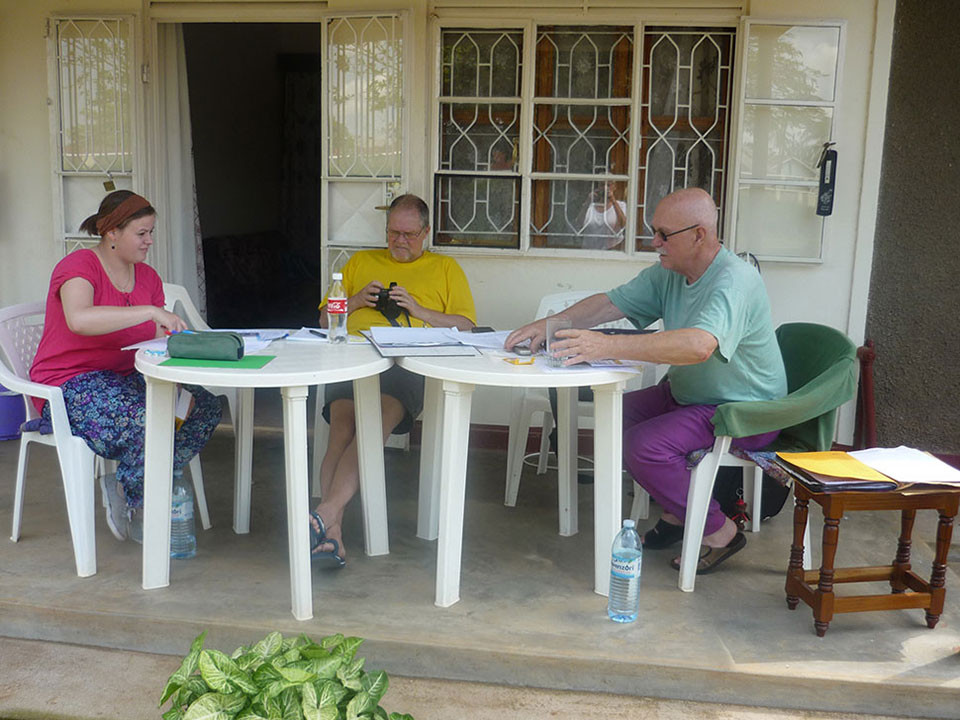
[{"xmin": 153, "ymin": 307, "xmax": 188, "ymax": 334}]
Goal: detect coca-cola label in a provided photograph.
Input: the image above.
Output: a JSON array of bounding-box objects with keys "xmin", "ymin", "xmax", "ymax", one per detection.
[{"xmin": 328, "ymin": 297, "xmax": 348, "ymax": 314}]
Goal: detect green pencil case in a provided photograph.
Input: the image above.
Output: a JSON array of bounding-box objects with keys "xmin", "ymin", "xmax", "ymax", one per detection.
[{"xmin": 167, "ymin": 331, "xmax": 244, "ymax": 361}]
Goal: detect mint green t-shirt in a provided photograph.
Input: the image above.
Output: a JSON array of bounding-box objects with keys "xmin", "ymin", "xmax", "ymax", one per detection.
[{"xmin": 606, "ymin": 247, "xmax": 787, "ymax": 406}]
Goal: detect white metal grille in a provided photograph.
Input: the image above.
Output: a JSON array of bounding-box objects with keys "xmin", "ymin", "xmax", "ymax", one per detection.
[
  {"xmin": 530, "ymin": 26, "xmax": 632, "ymax": 250},
  {"xmin": 636, "ymin": 27, "xmax": 735, "ymax": 249},
  {"xmin": 327, "ymin": 16, "xmax": 402, "ymax": 178},
  {"xmin": 435, "ymin": 29, "xmax": 523, "ymax": 248},
  {"xmin": 56, "ymin": 19, "xmax": 132, "ymax": 175}
]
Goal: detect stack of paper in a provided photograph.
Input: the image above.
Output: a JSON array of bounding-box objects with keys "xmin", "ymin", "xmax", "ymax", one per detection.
[
  {"xmin": 775, "ymin": 447, "xmax": 960, "ymax": 492},
  {"xmin": 363, "ymin": 328, "xmax": 480, "ymax": 357}
]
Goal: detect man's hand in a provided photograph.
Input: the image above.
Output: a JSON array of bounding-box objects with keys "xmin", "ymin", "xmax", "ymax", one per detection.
[
  {"xmin": 505, "ymin": 319, "xmax": 549, "ymax": 352},
  {"xmin": 350, "ymin": 280, "xmax": 384, "ymax": 312},
  {"xmin": 549, "ymin": 329, "xmax": 617, "ymax": 366},
  {"xmin": 388, "ymin": 284, "xmax": 424, "ymax": 320}
]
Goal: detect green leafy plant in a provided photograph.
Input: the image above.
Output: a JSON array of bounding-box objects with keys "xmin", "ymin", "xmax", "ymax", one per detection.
[{"xmin": 159, "ymin": 630, "xmax": 415, "ymax": 720}]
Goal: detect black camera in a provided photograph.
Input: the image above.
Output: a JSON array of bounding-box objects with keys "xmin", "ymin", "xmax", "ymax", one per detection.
[{"xmin": 375, "ymin": 282, "xmax": 401, "ymax": 320}]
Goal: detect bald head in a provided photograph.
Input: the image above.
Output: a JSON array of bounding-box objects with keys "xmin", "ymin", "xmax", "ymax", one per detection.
[{"xmin": 659, "ymin": 188, "xmax": 719, "ymax": 241}]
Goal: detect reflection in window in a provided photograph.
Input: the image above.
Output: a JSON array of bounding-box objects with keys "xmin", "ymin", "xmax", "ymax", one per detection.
[
  {"xmin": 435, "ymin": 29, "xmax": 523, "ymax": 248},
  {"xmin": 327, "ymin": 16, "xmax": 402, "ymax": 178},
  {"xmin": 531, "ymin": 26, "xmax": 632, "ymax": 250},
  {"xmin": 637, "ymin": 27, "xmax": 736, "ymax": 250},
  {"xmin": 57, "ymin": 19, "xmax": 132, "ymax": 174}
]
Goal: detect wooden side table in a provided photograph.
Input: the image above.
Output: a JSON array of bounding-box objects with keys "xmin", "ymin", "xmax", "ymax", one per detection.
[{"xmin": 785, "ymin": 482, "xmax": 960, "ymax": 636}]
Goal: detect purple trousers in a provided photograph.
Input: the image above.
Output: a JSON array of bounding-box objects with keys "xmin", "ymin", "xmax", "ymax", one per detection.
[{"xmin": 623, "ymin": 381, "xmax": 779, "ymax": 536}]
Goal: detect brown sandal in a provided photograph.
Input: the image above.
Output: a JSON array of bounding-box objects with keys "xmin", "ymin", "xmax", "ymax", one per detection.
[{"xmin": 670, "ymin": 532, "xmax": 746, "ymax": 574}]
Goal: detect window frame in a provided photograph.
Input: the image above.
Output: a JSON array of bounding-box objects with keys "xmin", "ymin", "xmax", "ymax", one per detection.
[
  {"xmin": 46, "ymin": 13, "xmax": 146, "ymax": 259},
  {"xmin": 428, "ymin": 13, "xmax": 740, "ymax": 260},
  {"xmin": 727, "ymin": 17, "xmax": 847, "ymax": 263}
]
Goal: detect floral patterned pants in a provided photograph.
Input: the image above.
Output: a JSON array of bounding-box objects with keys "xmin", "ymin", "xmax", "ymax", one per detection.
[{"xmin": 42, "ymin": 370, "xmax": 222, "ymax": 508}]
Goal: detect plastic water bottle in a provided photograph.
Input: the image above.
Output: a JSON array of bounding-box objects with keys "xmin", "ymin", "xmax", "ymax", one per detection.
[
  {"xmin": 607, "ymin": 519, "xmax": 642, "ymax": 623},
  {"xmin": 327, "ymin": 272, "xmax": 348, "ymax": 344},
  {"xmin": 170, "ymin": 469, "xmax": 197, "ymax": 559}
]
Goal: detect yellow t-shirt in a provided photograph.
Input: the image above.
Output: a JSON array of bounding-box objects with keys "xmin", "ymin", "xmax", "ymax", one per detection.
[{"xmin": 321, "ymin": 249, "xmax": 476, "ymax": 335}]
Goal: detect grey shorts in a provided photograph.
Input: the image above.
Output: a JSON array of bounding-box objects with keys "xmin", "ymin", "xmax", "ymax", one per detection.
[{"xmin": 321, "ymin": 365, "xmax": 425, "ymax": 435}]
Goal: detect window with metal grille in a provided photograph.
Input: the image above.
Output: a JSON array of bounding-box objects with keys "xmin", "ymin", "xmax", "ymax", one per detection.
[
  {"xmin": 50, "ymin": 17, "xmax": 136, "ymax": 255},
  {"xmin": 432, "ymin": 23, "xmax": 736, "ymax": 255}
]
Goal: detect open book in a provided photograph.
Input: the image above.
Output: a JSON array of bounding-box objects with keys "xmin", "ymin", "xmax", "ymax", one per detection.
[{"xmin": 775, "ymin": 449, "xmax": 960, "ymax": 492}]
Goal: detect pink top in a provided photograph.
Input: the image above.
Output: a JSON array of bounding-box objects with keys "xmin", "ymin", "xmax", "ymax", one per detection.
[{"xmin": 30, "ymin": 249, "xmax": 164, "ymax": 412}]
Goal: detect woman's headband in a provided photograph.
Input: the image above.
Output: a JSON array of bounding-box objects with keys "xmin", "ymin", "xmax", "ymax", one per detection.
[{"xmin": 96, "ymin": 194, "xmax": 152, "ymax": 236}]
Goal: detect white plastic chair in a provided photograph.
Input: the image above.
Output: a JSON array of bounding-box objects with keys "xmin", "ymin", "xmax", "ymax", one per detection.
[
  {"xmin": 504, "ymin": 291, "xmax": 660, "ymax": 523},
  {"xmin": 0, "ymin": 302, "xmax": 207, "ymax": 576}
]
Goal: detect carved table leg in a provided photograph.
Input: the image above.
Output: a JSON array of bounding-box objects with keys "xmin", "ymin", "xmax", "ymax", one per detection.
[
  {"xmin": 786, "ymin": 494, "xmax": 809, "ymax": 611},
  {"xmin": 891, "ymin": 509, "xmax": 916, "ymax": 594},
  {"xmin": 926, "ymin": 509, "xmax": 955, "ymax": 629},
  {"xmin": 814, "ymin": 512, "xmax": 841, "ymax": 637}
]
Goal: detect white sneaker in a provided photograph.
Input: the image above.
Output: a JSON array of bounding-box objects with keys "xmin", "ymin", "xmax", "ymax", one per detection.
[{"xmin": 99, "ymin": 474, "xmax": 128, "ymax": 541}]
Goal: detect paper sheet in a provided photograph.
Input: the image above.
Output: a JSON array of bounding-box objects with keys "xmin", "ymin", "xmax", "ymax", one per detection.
[
  {"xmin": 776, "ymin": 451, "xmax": 893, "ymax": 482},
  {"xmin": 849, "ymin": 446, "xmax": 960, "ymax": 486}
]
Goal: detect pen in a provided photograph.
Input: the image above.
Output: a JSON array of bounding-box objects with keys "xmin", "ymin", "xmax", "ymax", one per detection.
[{"xmin": 309, "ymin": 329, "xmax": 326, "ymax": 338}]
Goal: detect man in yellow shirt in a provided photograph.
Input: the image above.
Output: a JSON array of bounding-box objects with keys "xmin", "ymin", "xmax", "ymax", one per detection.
[{"xmin": 311, "ymin": 194, "xmax": 476, "ymax": 566}]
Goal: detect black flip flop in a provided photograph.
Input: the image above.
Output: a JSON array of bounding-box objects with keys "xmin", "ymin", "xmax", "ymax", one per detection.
[
  {"xmin": 642, "ymin": 518, "xmax": 684, "ymax": 549},
  {"xmin": 670, "ymin": 532, "xmax": 746, "ymax": 574},
  {"xmin": 310, "ymin": 511, "xmax": 345, "ymax": 569}
]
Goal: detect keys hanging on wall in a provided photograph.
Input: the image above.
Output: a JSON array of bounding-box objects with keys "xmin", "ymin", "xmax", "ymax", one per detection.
[{"xmin": 816, "ymin": 142, "xmax": 837, "ymax": 216}]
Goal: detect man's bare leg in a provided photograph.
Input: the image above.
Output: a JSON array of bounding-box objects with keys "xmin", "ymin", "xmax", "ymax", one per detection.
[{"xmin": 311, "ymin": 395, "xmax": 406, "ymax": 560}]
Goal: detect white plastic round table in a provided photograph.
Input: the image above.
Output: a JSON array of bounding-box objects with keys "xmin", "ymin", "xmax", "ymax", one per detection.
[
  {"xmin": 136, "ymin": 341, "xmax": 391, "ymax": 621},
  {"xmin": 397, "ymin": 353, "xmax": 635, "ymax": 608}
]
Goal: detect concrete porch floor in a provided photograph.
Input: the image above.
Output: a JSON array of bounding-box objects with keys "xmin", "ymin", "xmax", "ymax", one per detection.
[{"xmin": 2, "ymin": 389, "xmax": 960, "ymax": 718}]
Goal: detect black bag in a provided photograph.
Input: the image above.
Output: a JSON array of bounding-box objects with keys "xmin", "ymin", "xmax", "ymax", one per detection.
[{"xmin": 711, "ymin": 466, "xmax": 790, "ymax": 522}]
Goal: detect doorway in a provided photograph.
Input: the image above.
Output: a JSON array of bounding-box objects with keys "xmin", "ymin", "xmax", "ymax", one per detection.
[{"xmin": 182, "ymin": 23, "xmax": 321, "ymax": 328}]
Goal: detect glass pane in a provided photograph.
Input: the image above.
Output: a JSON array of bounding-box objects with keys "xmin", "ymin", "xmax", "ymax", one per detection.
[
  {"xmin": 328, "ymin": 182, "xmax": 390, "ymax": 246},
  {"xmin": 328, "ymin": 16, "xmax": 402, "ymax": 178},
  {"xmin": 529, "ymin": 179, "xmax": 627, "ymax": 250},
  {"xmin": 741, "ymin": 105, "xmax": 833, "ymax": 181},
  {"xmin": 636, "ymin": 27, "xmax": 735, "ymax": 249},
  {"xmin": 532, "ymin": 103, "xmax": 630, "ymax": 175},
  {"xmin": 745, "ymin": 25, "xmax": 840, "ymax": 102},
  {"xmin": 441, "ymin": 29, "xmax": 523, "ymax": 98},
  {"xmin": 736, "ymin": 184, "xmax": 822, "ymax": 258},
  {"xmin": 535, "ymin": 26, "xmax": 633, "ymax": 99},
  {"xmin": 57, "ymin": 19, "xmax": 132, "ymax": 173},
  {"xmin": 439, "ymin": 103, "xmax": 520, "ymax": 172},
  {"xmin": 434, "ymin": 175, "xmax": 520, "ymax": 248},
  {"xmin": 63, "ymin": 175, "xmax": 133, "ymax": 234}
]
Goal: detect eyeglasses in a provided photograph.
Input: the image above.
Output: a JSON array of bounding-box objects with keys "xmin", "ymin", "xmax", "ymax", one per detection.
[
  {"xmin": 387, "ymin": 227, "xmax": 426, "ymax": 242},
  {"xmin": 653, "ymin": 223, "xmax": 699, "ymax": 244}
]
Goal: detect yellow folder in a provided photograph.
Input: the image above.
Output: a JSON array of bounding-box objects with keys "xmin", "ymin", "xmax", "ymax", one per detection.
[{"xmin": 776, "ymin": 451, "xmax": 893, "ymax": 483}]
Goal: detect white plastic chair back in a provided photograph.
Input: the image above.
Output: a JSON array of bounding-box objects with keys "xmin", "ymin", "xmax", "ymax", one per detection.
[{"xmin": 0, "ymin": 302, "xmax": 45, "ymax": 420}]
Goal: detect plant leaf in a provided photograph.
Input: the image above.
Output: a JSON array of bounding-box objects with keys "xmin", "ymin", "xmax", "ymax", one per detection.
[
  {"xmin": 360, "ymin": 672, "xmax": 388, "ymax": 703},
  {"xmin": 162, "ymin": 706, "xmax": 184, "ymax": 720},
  {"xmin": 387, "ymin": 714, "xmax": 415, "ymax": 720},
  {"xmin": 252, "ymin": 632, "xmax": 284, "ymax": 660},
  {"xmin": 280, "ymin": 688, "xmax": 304, "ymax": 720},
  {"xmin": 320, "ymin": 634, "xmax": 344, "ymax": 652},
  {"xmin": 307, "ymin": 655, "xmax": 342, "ymax": 680},
  {"xmin": 183, "ymin": 692, "xmax": 234, "ymax": 720},
  {"xmin": 160, "ymin": 631, "xmax": 208, "ymax": 706},
  {"xmin": 301, "ymin": 682, "xmax": 318, "ymax": 711},
  {"xmin": 346, "ymin": 691, "xmax": 376, "ymax": 720},
  {"xmin": 199, "ymin": 651, "xmax": 237, "ymax": 694},
  {"xmin": 176, "ymin": 677, "xmax": 212, "ymax": 709},
  {"xmin": 264, "ymin": 695, "xmax": 284, "ymax": 720},
  {"xmin": 335, "ymin": 638, "xmax": 364, "ymax": 661},
  {"xmin": 237, "ymin": 709, "xmax": 270, "ymax": 720},
  {"xmin": 372, "ymin": 707, "xmax": 388, "ymax": 720},
  {"xmin": 254, "ymin": 663, "xmax": 283, "ymax": 685},
  {"xmin": 276, "ymin": 666, "xmax": 316, "ymax": 684}
]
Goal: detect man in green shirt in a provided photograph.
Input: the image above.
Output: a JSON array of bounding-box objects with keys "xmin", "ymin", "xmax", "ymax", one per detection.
[{"xmin": 506, "ymin": 187, "xmax": 786, "ymax": 574}]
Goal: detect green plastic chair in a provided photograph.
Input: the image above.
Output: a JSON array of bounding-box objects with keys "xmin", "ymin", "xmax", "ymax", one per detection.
[{"xmin": 678, "ymin": 322, "xmax": 859, "ymax": 591}]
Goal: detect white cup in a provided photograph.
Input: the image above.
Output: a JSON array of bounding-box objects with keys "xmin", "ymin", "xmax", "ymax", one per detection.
[{"xmin": 545, "ymin": 316, "xmax": 572, "ymax": 367}]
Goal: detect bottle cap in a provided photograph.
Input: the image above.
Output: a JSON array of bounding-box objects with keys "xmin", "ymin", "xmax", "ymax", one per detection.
[
  {"xmin": 622, "ymin": 519, "xmax": 635, "ymax": 528},
  {"xmin": 332, "ymin": 272, "xmax": 343, "ymax": 280}
]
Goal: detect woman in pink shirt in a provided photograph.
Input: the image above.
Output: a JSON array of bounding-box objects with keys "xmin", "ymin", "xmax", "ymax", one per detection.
[{"xmin": 30, "ymin": 191, "xmax": 221, "ymax": 542}]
